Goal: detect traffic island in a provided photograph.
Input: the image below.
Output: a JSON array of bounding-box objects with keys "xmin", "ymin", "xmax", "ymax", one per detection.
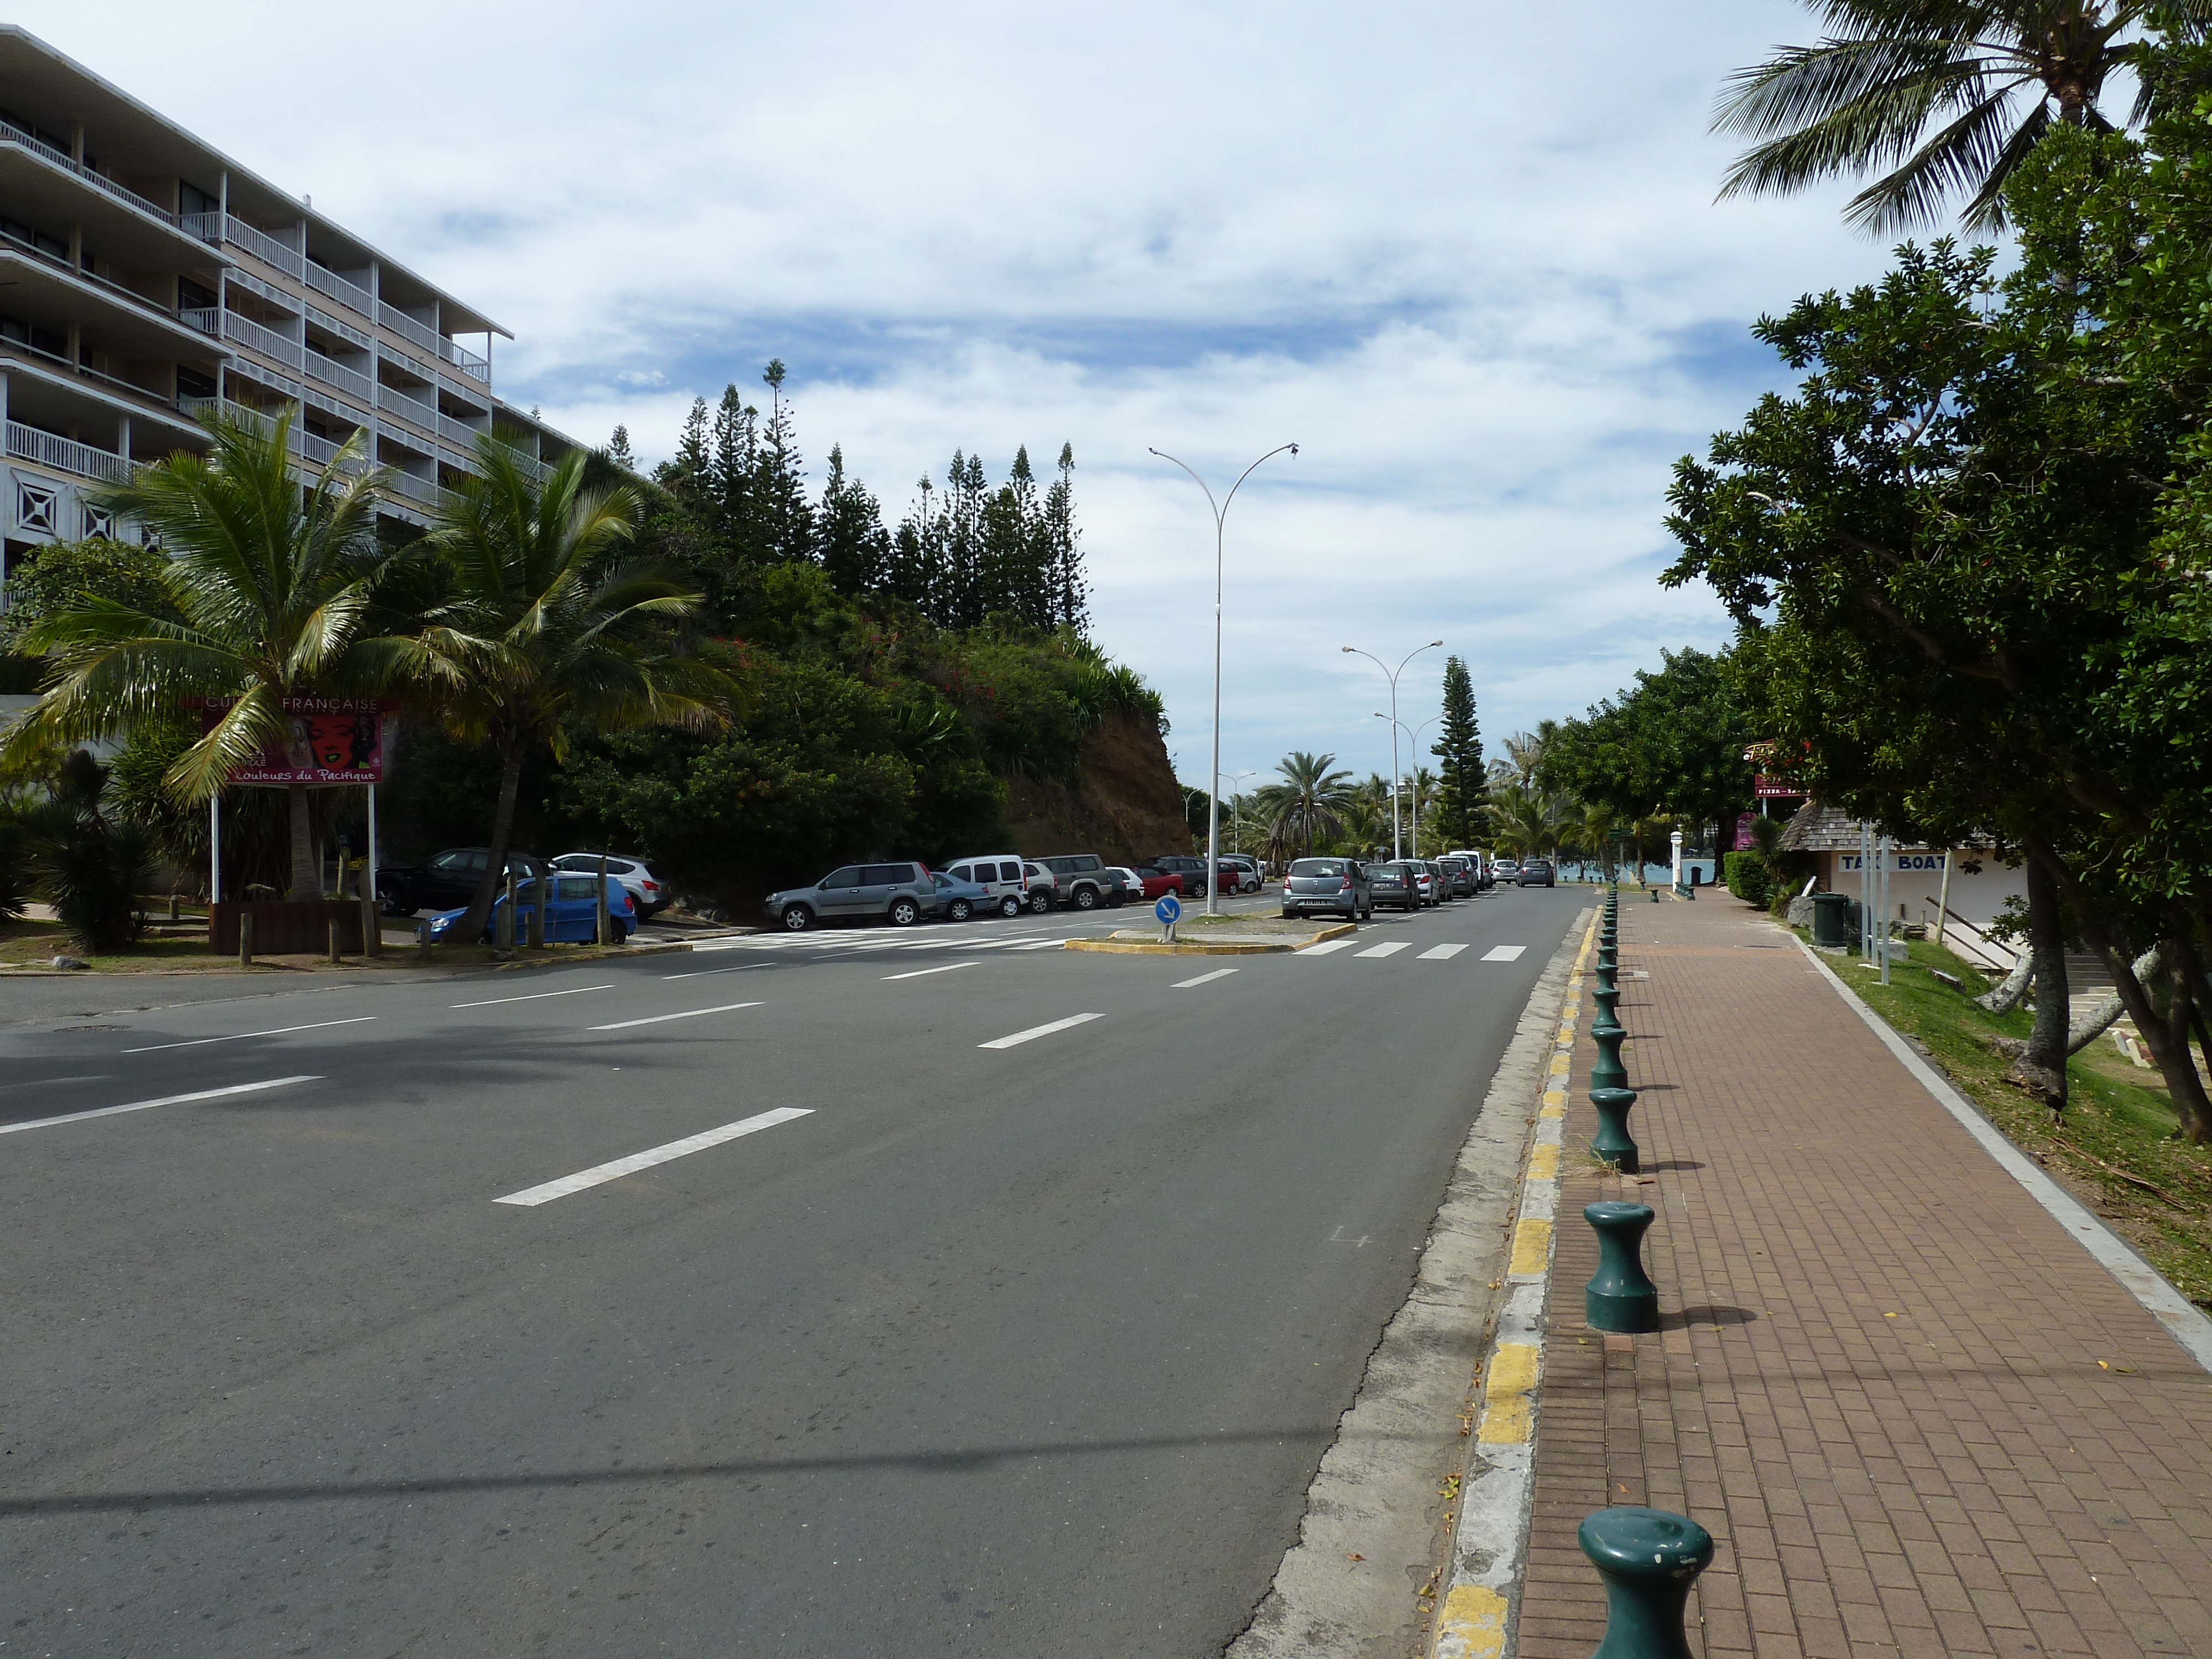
[{"xmin": 1065, "ymin": 917, "xmax": 1357, "ymax": 956}]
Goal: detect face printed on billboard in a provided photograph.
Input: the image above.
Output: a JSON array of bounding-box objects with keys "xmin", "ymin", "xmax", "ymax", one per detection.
[{"xmin": 193, "ymin": 697, "xmax": 393, "ymax": 785}]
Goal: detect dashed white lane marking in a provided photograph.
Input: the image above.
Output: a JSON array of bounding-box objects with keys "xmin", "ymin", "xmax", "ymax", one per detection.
[
  {"xmin": 1297, "ymin": 939, "xmax": 1358, "ymax": 956},
  {"xmin": 661, "ymin": 962, "xmax": 769, "ymax": 980},
  {"xmin": 1008, "ymin": 940, "xmax": 1065, "ymax": 952},
  {"xmin": 0, "ymin": 1075, "xmax": 321, "ymax": 1135},
  {"xmin": 122, "ymin": 1016, "xmax": 376, "ymax": 1055},
  {"xmin": 492, "ymin": 1107, "xmax": 812, "ymax": 1206},
  {"xmin": 587, "ymin": 1001, "xmax": 764, "ymax": 1032},
  {"xmin": 1418, "ymin": 944, "xmax": 1469, "ymax": 961},
  {"xmin": 979, "ymin": 1012, "xmax": 1103, "ymax": 1050},
  {"xmin": 451, "ymin": 984, "xmax": 613, "ymax": 1009},
  {"xmin": 883, "ymin": 962, "xmax": 979, "ymax": 981},
  {"xmin": 1481, "ymin": 945, "xmax": 1527, "ymax": 962},
  {"xmin": 1173, "ymin": 968, "xmax": 1239, "ymax": 989},
  {"xmin": 1355, "ymin": 942, "xmax": 1410, "ymax": 958}
]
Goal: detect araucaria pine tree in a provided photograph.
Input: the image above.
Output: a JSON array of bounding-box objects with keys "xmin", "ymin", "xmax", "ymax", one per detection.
[{"xmin": 1431, "ymin": 654, "xmax": 1484, "ymax": 849}]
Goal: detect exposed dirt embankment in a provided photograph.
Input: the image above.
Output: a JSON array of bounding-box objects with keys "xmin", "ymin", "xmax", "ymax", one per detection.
[{"xmin": 1004, "ymin": 710, "xmax": 1191, "ymax": 865}]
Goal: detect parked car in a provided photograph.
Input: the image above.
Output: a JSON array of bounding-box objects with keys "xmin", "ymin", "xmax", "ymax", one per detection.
[
  {"xmin": 763, "ymin": 860, "xmax": 940, "ymax": 931},
  {"xmin": 1281, "ymin": 856, "xmax": 1372, "ymax": 921},
  {"xmin": 930, "ymin": 869, "xmax": 989, "ymax": 922},
  {"xmin": 1104, "ymin": 867, "xmax": 1148, "ymax": 904},
  {"xmin": 550, "ymin": 852, "xmax": 666, "ymax": 919},
  {"xmin": 425, "ymin": 873, "xmax": 635, "ymax": 945},
  {"xmin": 1149, "ymin": 853, "xmax": 1209, "ymax": 894},
  {"xmin": 1437, "ymin": 854, "xmax": 1477, "ymax": 899},
  {"xmin": 1220, "ymin": 854, "xmax": 1262, "ymax": 894},
  {"xmin": 1490, "ymin": 858, "xmax": 1521, "ymax": 886},
  {"xmin": 1020, "ymin": 862, "xmax": 1058, "ymax": 914},
  {"xmin": 1367, "ymin": 862, "xmax": 1421, "ymax": 911},
  {"xmin": 1126, "ymin": 865, "xmax": 1186, "ymax": 901},
  {"xmin": 1406, "ymin": 864, "xmax": 1437, "ymax": 906},
  {"xmin": 942, "ymin": 854, "xmax": 1044, "ymax": 918},
  {"xmin": 1516, "ymin": 857, "xmax": 1556, "ymax": 888},
  {"xmin": 1035, "ymin": 853, "xmax": 1118, "ymax": 910},
  {"xmin": 379, "ymin": 848, "xmax": 547, "ymax": 916}
]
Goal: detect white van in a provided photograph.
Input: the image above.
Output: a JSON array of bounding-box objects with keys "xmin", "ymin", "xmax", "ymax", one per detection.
[{"xmin": 943, "ymin": 854, "xmax": 1050, "ymax": 917}]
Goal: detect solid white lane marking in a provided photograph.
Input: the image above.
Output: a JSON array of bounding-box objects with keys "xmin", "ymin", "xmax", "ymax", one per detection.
[
  {"xmin": 1297, "ymin": 939, "xmax": 1357, "ymax": 956},
  {"xmin": 884, "ymin": 962, "xmax": 979, "ymax": 980},
  {"xmin": 661, "ymin": 962, "xmax": 770, "ymax": 980},
  {"xmin": 0, "ymin": 1075, "xmax": 320, "ymax": 1135},
  {"xmin": 963, "ymin": 936, "xmax": 1052, "ymax": 951},
  {"xmin": 587, "ymin": 1001, "xmax": 763, "ymax": 1031},
  {"xmin": 493, "ymin": 1107, "xmax": 812, "ymax": 1206},
  {"xmin": 1009, "ymin": 940, "xmax": 1065, "ymax": 951},
  {"xmin": 979, "ymin": 1012, "xmax": 1103, "ymax": 1049},
  {"xmin": 1419, "ymin": 944, "xmax": 1469, "ymax": 961},
  {"xmin": 1173, "ymin": 968, "xmax": 1239, "ymax": 988},
  {"xmin": 1482, "ymin": 945, "xmax": 1527, "ymax": 962},
  {"xmin": 451, "ymin": 984, "xmax": 613, "ymax": 1009},
  {"xmin": 1355, "ymin": 942, "xmax": 1410, "ymax": 958},
  {"xmin": 122, "ymin": 1016, "xmax": 375, "ymax": 1055}
]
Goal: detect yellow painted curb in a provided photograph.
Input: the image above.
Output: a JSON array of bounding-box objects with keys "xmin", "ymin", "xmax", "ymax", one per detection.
[
  {"xmin": 1508, "ymin": 1217, "xmax": 1552, "ymax": 1277},
  {"xmin": 1063, "ymin": 938, "xmax": 1291, "ymax": 956},
  {"xmin": 1435, "ymin": 1584, "xmax": 1509, "ymax": 1659},
  {"xmin": 1476, "ymin": 1342, "xmax": 1539, "ymax": 1444},
  {"xmin": 1526, "ymin": 1143, "xmax": 1559, "ymax": 1181}
]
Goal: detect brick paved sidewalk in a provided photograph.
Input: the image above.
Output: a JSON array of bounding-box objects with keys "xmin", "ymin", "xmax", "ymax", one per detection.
[{"xmin": 1518, "ymin": 898, "xmax": 2212, "ymax": 1658}]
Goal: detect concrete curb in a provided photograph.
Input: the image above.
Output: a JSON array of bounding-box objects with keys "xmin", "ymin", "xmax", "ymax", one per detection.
[
  {"xmin": 1789, "ymin": 929, "xmax": 2212, "ymax": 1375},
  {"xmin": 1063, "ymin": 923, "xmax": 1357, "ymax": 958},
  {"xmin": 0, "ymin": 940, "xmax": 692, "ymax": 979},
  {"xmin": 1225, "ymin": 909, "xmax": 1589, "ymax": 1659},
  {"xmin": 1430, "ymin": 909, "xmax": 1599, "ymax": 1659}
]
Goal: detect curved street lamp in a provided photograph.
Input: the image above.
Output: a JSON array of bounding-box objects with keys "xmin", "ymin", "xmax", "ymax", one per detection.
[
  {"xmin": 1375, "ymin": 712, "xmax": 1439, "ymax": 857},
  {"xmin": 1342, "ymin": 639, "xmax": 1443, "ymax": 860},
  {"xmin": 1150, "ymin": 443, "xmax": 1298, "ymax": 915},
  {"xmin": 1218, "ymin": 769, "xmax": 1258, "ymax": 860}
]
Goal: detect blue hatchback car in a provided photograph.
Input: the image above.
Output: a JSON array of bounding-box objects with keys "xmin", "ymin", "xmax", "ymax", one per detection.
[{"xmin": 424, "ymin": 873, "xmax": 636, "ymax": 944}]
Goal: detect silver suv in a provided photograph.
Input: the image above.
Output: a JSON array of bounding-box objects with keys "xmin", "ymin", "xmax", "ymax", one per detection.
[{"xmin": 764, "ymin": 861, "xmax": 940, "ymax": 931}]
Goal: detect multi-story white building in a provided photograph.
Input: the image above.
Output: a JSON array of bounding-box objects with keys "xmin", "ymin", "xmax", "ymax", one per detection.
[{"xmin": 0, "ymin": 26, "xmax": 576, "ymax": 595}]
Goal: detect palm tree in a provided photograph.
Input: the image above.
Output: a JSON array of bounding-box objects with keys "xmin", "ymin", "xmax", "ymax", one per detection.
[
  {"xmin": 7, "ymin": 410, "xmax": 405, "ymax": 896},
  {"xmin": 1714, "ymin": 2, "xmax": 2212, "ymax": 233},
  {"xmin": 1503, "ymin": 728, "xmax": 1552, "ymax": 789},
  {"xmin": 410, "ymin": 436, "xmax": 730, "ymax": 942},
  {"xmin": 1251, "ymin": 751, "xmax": 1356, "ymax": 858},
  {"xmin": 1486, "ymin": 784, "xmax": 1570, "ymax": 859},
  {"xmin": 1566, "ymin": 800, "xmax": 1621, "ymax": 880}
]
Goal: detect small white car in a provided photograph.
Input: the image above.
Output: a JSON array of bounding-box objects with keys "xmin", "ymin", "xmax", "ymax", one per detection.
[
  {"xmin": 551, "ymin": 852, "xmax": 666, "ymax": 919},
  {"xmin": 943, "ymin": 854, "xmax": 1046, "ymax": 919}
]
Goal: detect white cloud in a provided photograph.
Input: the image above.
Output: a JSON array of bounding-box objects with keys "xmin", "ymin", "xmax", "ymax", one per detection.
[{"xmin": 28, "ymin": 0, "xmax": 1906, "ymax": 786}]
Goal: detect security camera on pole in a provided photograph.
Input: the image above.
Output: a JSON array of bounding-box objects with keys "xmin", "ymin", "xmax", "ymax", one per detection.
[{"xmin": 1149, "ymin": 442, "xmax": 1299, "ymax": 917}]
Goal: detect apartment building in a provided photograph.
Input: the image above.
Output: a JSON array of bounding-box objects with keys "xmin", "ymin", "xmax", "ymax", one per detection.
[{"xmin": 0, "ymin": 27, "xmax": 577, "ymax": 594}]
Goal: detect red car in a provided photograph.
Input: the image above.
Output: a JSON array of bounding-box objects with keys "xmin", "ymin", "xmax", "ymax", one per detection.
[{"xmin": 1128, "ymin": 865, "xmax": 1187, "ymax": 901}]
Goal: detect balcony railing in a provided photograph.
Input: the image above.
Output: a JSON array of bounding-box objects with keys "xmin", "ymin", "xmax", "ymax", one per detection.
[
  {"xmin": 377, "ymin": 302, "xmax": 441, "ymax": 358},
  {"xmin": 0, "ymin": 123, "xmax": 184, "ymax": 228},
  {"xmin": 306, "ymin": 303, "xmax": 374, "ymax": 353},
  {"xmin": 384, "ymin": 471, "xmax": 442, "ymax": 507},
  {"xmin": 377, "ymin": 383, "xmax": 437, "ymax": 430},
  {"xmin": 222, "ymin": 309, "xmax": 304, "ymax": 369},
  {"xmin": 306, "ymin": 260, "xmax": 377, "ymax": 319},
  {"xmin": 437, "ymin": 410, "xmax": 488, "ymax": 448},
  {"xmin": 211, "ymin": 213, "xmax": 305, "ymax": 278},
  {"xmin": 2, "ymin": 335, "xmax": 201, "ymax": 423},
  {"xmin": 306, "ymin": 349, "xmax": 374, "ymax": 401},
  {"xmin": 7, "ymin": 420, "xmax": 135, "ymax": 484},
  {"xmin": 180, "ymin": 306, "xmax": 221, "ymax": 337},
  {"xmin": 437, "ymin": 334, "xmax": 491, "ymax": 383},
  {"xmin": 296, "ymin": 380, "xmax": 369, "ymax": 430}
]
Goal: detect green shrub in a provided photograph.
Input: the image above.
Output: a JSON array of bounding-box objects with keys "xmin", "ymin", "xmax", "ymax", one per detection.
[{"xmin": 1724, "ymin": 850, "xmax": 1772, "ymax": 908}]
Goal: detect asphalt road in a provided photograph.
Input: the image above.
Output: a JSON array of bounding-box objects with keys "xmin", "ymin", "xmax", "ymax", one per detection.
[{"xmin": 0, "ymin": 883, "xmax": 1583, "ymax": 1657}]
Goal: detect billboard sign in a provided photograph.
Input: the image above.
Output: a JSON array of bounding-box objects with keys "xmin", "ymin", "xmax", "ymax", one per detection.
[{"xmin": 190, "ymin": 696, "xmax": 395, "ymax": 786}]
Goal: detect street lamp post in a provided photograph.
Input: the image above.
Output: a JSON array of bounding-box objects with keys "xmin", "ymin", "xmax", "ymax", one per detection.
[
  {"xmin": 1374, "ymin": 713, "xmax": 1438, "ymax": 857},
  {"xmin": 1151, "ymin": 443, "xmax": 1298, "ymax": 916},
  {"xmin": 1218, "ymin": 769, "xmax": 1258, "ymax": 861},
  {"xmin": 1343, "ymin": 640, "xmax": 1443, "ymax": 860}
]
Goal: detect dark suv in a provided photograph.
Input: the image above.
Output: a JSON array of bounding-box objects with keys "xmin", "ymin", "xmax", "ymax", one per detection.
[
  {"xmin": 1149, "ymin": 854, "xmax": 1209, "ymax": 893},
  {"xmin": 1281, "ymin": 857, "xmax": 1370, "ymax": 921},
  {"xmin": 378, "ymin": 847, "xmax": 547, "ymax": 916},
  {"xmin": 1035, "ymin": 853, "xmax": 1117, "ymax": 910}
]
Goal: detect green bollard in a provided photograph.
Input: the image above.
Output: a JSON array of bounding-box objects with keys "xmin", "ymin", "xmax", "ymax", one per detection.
[
  {"xmin": 1592, "ymin": 979, "xmax": 1621, "ymax": 1034},
  {"xmin": 1590, "ymin": 1086, "xmax": 1639, "ymax": 1172},
  {"xmin": 1578, "ymin": 1506, "xmax": 1713, "ymax": 1659},
  {"xmin": 1590, "ymin": 1022, "xmax": 1629, "ymax": 1093},
  {"xmin": 1584, "ymin": 1201, "xmax": 1659, "ymax": 1332}
]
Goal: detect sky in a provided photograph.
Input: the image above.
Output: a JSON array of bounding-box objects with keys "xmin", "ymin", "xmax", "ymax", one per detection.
[{"xmin": 35, "ymin": 1, "xmax": 1905, "ymax": 794}]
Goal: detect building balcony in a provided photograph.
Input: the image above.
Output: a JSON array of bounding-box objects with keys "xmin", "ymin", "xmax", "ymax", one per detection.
[
  {"xmin": 6, "ymin": 418, "xmax": 134, "ymax": 483},
  {"xmin": 0, "ymin": 236, "xmax": 227, "ymax": 354},
  {"xmin": 1, "ymin": 337, "xmax": 212, "ymax": 445},
  {"xmin": 305, "ymin": 348, "xmax": 373, "ymax": 402},
  {"xmin": 0, "ymin": 121, "xmax": 227, "ymax": 271}
]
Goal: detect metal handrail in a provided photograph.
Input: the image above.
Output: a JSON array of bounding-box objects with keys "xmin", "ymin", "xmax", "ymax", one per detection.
[
  {"xmin": 222, "ymin": 309, "xmax": 304, "ymax": 369},
  {"xmin": 306, "ymin": 302, "xmax": 374, "ymax": 353},
  {"xmin": 378, "ymin": 301, "xmax": 441, "ymax": 356},
  {"xmin": 376, "ymin": 383, "xmax": 437, "ymax": 430},
  {"xmin": 0, "ymin": 124, "xmax": 184, "ymax": 227},
  {"xmin": 216, "ymin": 213, "xmax": 305, "ymax": 278},
  {"xmin": 305, "ymin": 259, "xmax": 376, "ymax": 319},
  {"xmin": 306, "ymin": 349, "xmax": 374, "ymax": 401},
  {"xmin": 436, "ymin": 333, "xmax": 491, "ymax": 380}
]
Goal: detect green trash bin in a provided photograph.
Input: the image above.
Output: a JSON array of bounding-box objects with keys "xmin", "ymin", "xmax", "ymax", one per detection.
[{"xmin": 1811, "ymin": 890, "xmax": 1852, "ymax": 948}]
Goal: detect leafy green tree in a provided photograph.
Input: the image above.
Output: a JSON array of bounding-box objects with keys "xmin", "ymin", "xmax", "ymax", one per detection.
[
  {"xmin": 1253, "ymin": 752, "xmax": 1355, "ymax": 856},
  {"xmin": 1540, "ymin": 650, "xmax": 1752, "ymax": 854},
  {"xmin": 6, "ymin": 411, "xmax": 408, "ymax": 896},
  {"xmin": 1430, "ymin": 654, "xmax": 1484, "ymax": 849},
  {"xmin": 1713, "ymin": 1, "xmax": 2212, "ymax": 232},
  {"xmin": 414, "ymin": 437, "xmax": 732, "ymax": 941}
]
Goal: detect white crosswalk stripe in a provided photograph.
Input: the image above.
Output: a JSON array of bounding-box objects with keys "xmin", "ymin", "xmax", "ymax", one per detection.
[
  {"xmin": 1417, "ymin": 944, "xmax": 1467, "ymax": 960},
  {"xmin": 1354, "ymin": 942, "xmax": 1409, "ymax": 958}
]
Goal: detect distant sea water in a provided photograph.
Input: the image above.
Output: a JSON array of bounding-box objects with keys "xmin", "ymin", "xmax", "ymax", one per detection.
[{"xmin": 1553, "ymin": 860, "xmax": 1717, "ymax": 885}]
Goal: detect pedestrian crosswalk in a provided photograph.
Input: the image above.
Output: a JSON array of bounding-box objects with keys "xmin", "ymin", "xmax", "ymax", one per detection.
[{"xmin": 693, "ymin": 928, "xmax": 1532, "ymax": 967}]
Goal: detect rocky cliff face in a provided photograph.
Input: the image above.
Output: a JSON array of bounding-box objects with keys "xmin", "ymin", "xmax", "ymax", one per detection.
[{"xmin": 1004, "ymin": 710, "xmax": 1192, "ymax": 866}]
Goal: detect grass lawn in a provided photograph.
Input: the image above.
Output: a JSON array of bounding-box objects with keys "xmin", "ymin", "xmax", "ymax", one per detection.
[{"xmin": 1827, "ymin": 931, "xmax": 2212, "ymax": 1312}]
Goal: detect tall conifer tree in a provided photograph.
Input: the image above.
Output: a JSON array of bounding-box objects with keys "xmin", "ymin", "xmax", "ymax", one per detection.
[{"xmin": 1432, "ymin": 654, "xmax": 1484, "ymax": 849}]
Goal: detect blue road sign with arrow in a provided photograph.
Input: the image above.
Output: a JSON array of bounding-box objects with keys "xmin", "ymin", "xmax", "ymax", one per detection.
[{"xmin": 1155, "ymin": 893, "xmax": 1182, "ymax": 925}]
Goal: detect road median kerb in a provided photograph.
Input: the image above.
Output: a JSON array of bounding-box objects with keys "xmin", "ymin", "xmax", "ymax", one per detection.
[
  {"xmin": 1064, "ymin": 922, "xmax": 1356, "ymax": 957},
  {"xmin": 1225, "ymin": 909, "xmax": 1590, "ymax": 1659}
]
